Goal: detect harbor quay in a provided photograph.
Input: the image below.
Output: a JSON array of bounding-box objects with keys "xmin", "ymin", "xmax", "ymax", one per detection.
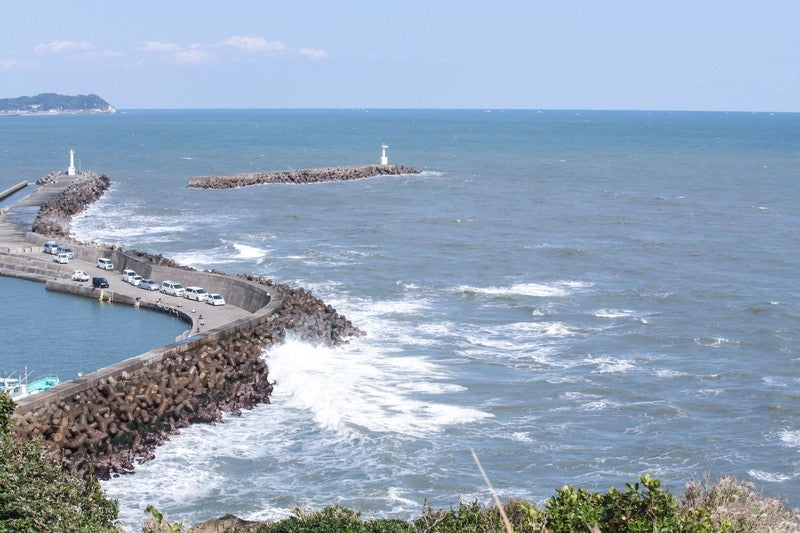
[{"xmin": 0, "ymin": 169, "xmax": 360, "ymax": 478}]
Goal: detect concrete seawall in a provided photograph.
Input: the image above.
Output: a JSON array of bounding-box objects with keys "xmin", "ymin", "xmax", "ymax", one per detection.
[
  {"xmin": 12, "ymin": 298, "xmax": 281, "ymax": 478},
  {"xmin": 0, "ymin": 180, "xmax": 28, "ymax": 202},
  {"xmin": 4, "ymin": 229, "xmax": 284, "ymax": 477},
  {"xmin": 188, "ymin": 164, "xmax": 420, "ymax": 189},
  {"xmin": 3, "ymin": 170, "xmax": 362, "ymax": 477}
]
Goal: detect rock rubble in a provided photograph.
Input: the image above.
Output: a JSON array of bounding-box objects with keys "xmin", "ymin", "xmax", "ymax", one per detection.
[{"xmin": 188, "ymin": 164, "xmax": 420, "ymax": 189}]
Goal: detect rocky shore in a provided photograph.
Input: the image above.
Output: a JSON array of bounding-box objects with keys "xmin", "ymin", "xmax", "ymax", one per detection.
[
  {"xmin": 187, "ymin": 163, "xmax": 420, "ymax": 189},
  {"xmin": 32, "ymin": 171, "xmax": 110, "ymax": 236},
  {"xmin": 10, "ymin": 169, "xmax": 362, "ymax": 478}
]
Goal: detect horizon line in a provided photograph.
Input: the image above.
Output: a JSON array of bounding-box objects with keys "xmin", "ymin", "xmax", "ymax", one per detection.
[{"xmin": 105, "ymin": 107, "xmax": 797, "ymax": 114}]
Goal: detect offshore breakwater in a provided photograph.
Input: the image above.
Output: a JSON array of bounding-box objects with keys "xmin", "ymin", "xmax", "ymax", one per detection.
[
  {"xmin": 5, "ymin": 170, "xmax": 362, "ymax": 478},
  {"xmin": 187, "ymin": 163, "xmax": 419, "ymax": 189}
]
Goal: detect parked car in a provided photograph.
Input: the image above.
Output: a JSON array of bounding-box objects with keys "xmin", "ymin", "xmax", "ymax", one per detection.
[
  {"xmin": 122, "ymin": 269, "xmax": 137, "ymax": 282},
  {"xmin": 206, "ymin": 293, "xmax": 226, "ymax": 306},
  {"xmin": 53, "ymin": 252, "xmax": 69, "ymax": 264},
  {"xmin": 43, "ymin": 241, "xmax": 59, "ymax": 254},
  {"xmin": 71, "ymin": 270, "xmax": 90, "ymax": 282},
  {"xmin": 129, "ymin": 275, "xmax": 143, "ymax": 287},
  {"xmin": 139, "ymin": 279, "xmax": 159, "ymax": 291},
  {"xmin": 160, "ymin": 280, "xmax": 185, "ymax": 297},
  {"xmin": 97, "ymin": 258, "xmax": 114, "ymax": 270},
  {"xmin": 56, "ymin": 246, "xmax": 75, "ymax": 259},
  {"xmin": 184, "ymin": 286, "xmax": 208, "ymax": 302},
  {"xmin": 92, "ymin": 276, "xmax": 109, "ymax": 288}
]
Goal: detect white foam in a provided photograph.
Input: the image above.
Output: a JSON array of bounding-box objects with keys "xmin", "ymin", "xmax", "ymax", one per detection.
[
  {"xmin": 694, "ymin": 337, "xmax": 738, "ymax": 348},
  {"xmin": 587, "ymin": 355, "xmax": 635, "ymax": 374},
  {"xmin": 511, "ymin": 431, "xmax": 534, "ymax": 443},
  {"xmin": 103, "ymin": 437, "xmax": 228, "ymax": 529},
  {"xmin": 232, "ymin": 242, "xmax": 271, "ymax": 261},
  {"xmin": 593, "ymin": 309, "xmax": 634, "ymax": 319},
  {"xmin": 581, "ymin": 399, "xmax": 622, "ymax": 411},
  {"xmin": 654, "ymin": 369, "xmax": 686, "ymax": 378},
  {"xmin": 363, "ymin": 298, "xmax": 431, "ymax": 316},
  {"xmin": 458, "ymin": 280, "xmax": 590, "ymax": 298},
  {"xmin": 777, "ymin": 429, "xmax": 800, "ymax": 448},
  {"xmin": 748, "ymin": 470, "xmax": 793, "ymax": 483},
  {"xmin": 416, "ymin": 322, "xmax": 456, "ymax": 336},
  {"xmin": 265, "ymin": 338, "xmax": 492, "ymax": 438},
  {"xmin": 387, "ymin": 486, "xmax": 418, "ymax": 508}
]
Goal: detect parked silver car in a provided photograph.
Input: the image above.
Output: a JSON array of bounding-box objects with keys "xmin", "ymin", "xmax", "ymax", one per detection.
[{"xmin": 139, "ymin": 279, "xmax": 160, "ymax": 291}]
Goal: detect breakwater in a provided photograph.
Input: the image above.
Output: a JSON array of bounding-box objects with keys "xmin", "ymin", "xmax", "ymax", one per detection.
[
  {"xmin": 187, "ymin": 164, "xmax": 419, "ymax": 189},
  {"xmin": 0, "ymin": 180, "xmax": 28, "ymax": 202},
  {"xmin": 12, "ymin": 279, "xmax": 360, "ymax": 478},
  {"xmin": 32, "ymin": 172, "xmax": 109, "ymax": 236},
  {"xmin": 5, "ymin": 170, "xmax": 362, "ymax": 478}
]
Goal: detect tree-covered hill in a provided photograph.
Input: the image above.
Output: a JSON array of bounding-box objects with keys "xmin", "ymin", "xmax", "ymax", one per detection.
[{"xmin": 0, "ymin": 93, "xmax": 115, "ymax": 114}]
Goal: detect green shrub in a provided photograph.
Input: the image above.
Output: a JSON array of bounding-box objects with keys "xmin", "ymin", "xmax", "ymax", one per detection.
[
  {"xmin": 543, "ymin": 474, "xmax": 736, "ymax": 533},
  {"xmin": 544, "ymin": 484, "xmax": 605, "ymax": 532},
  {"xmin": 261, "ymin": 505, "xmax": 413, "ymax": 533},
  {"xmin": 0, "ymin": 393, "xmax": 119, "ymax": 532}
]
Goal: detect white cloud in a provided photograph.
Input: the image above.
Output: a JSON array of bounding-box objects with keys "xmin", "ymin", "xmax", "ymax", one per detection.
[
  {"xmin": 141, "ymin": 41, "xmax": 181, "ymax": 53},
  {"xmin": 0, "ymin": 58, "xmax": 29, "ymax": 69},
  {"xmin": 137, "ymin": 41, "xmax": 217, "ymax": 65},
  {"xmin": 221, "ymin": 36, "xmax": 287, "ymax": 53},
  {"xmin": 32, "ymin": 41, "xmax": 120, "ymax": 62},
  {"xmin": 173, "ymin": 45, "xmax": 217, "ymax": 65},
  {"xmin": 34, "ymin": 41, "xmax": 95, "ymax": 54},
  {"xmin": 299, "ymin": 48, "xmax": 328, "ymax": 60}
]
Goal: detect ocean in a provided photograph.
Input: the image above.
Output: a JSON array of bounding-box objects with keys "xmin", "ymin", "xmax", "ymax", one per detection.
[{"xmin": 1, "ymin": 109, "xmax": 799, "ymax": 529}]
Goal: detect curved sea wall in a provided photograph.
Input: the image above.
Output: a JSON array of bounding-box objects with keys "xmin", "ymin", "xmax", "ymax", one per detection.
[
  {"xmin": 187, "ymin": 164, "xmax": 420, "ymax": 189},
  {"xmin": 11, "ymin": 278, "xmax": 360, "ymax": 478},
  {"xmin": 8, "ymin": 171, "xmax": 363, "ymax": 478}
]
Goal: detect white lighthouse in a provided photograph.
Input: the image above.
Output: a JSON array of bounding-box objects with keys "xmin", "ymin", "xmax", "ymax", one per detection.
[
  {"xmin": 67, "ymin": 149, "xmax": 76, "ymax": 176},
  {"xmin": 380, "ymin": 143, "xmax": 389, "ymax": 166}
]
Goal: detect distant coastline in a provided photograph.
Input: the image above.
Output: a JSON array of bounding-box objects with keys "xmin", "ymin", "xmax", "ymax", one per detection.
[{"xmin": 0, "ymin": 92, "xmax": 116, "ymax": 116}]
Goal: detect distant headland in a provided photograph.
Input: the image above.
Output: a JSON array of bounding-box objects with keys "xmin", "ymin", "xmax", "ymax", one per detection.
[{"xmin": 0, "ymin": 93, "xmax": 116, "ymax": 115}]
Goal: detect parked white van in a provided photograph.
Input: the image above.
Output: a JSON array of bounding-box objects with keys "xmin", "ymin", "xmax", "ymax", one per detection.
[
  {"xmin": 184, "ymin": 286, "xmax": 208, "ymax": 302},
  {"xmin": 53, "ymin": 252, "xmax": 70, "ymax": 264},
  {"xmin": 97, "ymin": 258, "xmax": 114, "ymax": 270},
  {"xmin": 122, "ymin": 269, "xmax": 137, "ymax": 282},
  {"xmin": 160, "ymin": 280, "xmax": 185, "ymax": 297}
]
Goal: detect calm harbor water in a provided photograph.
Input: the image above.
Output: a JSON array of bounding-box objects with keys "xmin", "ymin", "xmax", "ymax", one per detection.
[
  {"xmin": 1, "ymin": 109, "xmax": 799, "ymax": 529},
  {"xmin": 0, "ymin": 276, "xmax": 187, "ymax": 383}
]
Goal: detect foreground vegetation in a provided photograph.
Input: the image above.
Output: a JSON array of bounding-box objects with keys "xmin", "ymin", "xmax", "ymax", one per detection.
[
  {"xmin": 2, "ymin": 394, "xmax": 798, "ymax": 532},
  {"xmin": 152, "ymin": 475, "xmax": 799, "ymax": 532},
  {"xmin": 0, "ymin": 394, "xmax": 118, "ymax": 531}
]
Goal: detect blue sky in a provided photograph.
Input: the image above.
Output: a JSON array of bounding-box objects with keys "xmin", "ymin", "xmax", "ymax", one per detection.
[{"xmin": 2, "ymin": 1, "xmax": 798, "ymax": 111}]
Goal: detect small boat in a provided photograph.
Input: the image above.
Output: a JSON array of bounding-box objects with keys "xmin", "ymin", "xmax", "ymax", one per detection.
[
  {"xmin": 0, "ymin": 369, "xmax": 60, "ymax": 401},
  {"xmin": 0, "ymin": 376, "xmax": 28, "ymax": 400}
]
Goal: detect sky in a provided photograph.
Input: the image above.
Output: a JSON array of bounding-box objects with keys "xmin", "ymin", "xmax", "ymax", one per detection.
[{"xmin": 1, "ymin": 1, "xmax": 798, "ymax": 112}]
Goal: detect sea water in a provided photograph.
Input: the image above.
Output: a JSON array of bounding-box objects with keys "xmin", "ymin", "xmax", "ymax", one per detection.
[{"xmin": 0, "ymin": 109, "xmax": 799, "ymax": 529}]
